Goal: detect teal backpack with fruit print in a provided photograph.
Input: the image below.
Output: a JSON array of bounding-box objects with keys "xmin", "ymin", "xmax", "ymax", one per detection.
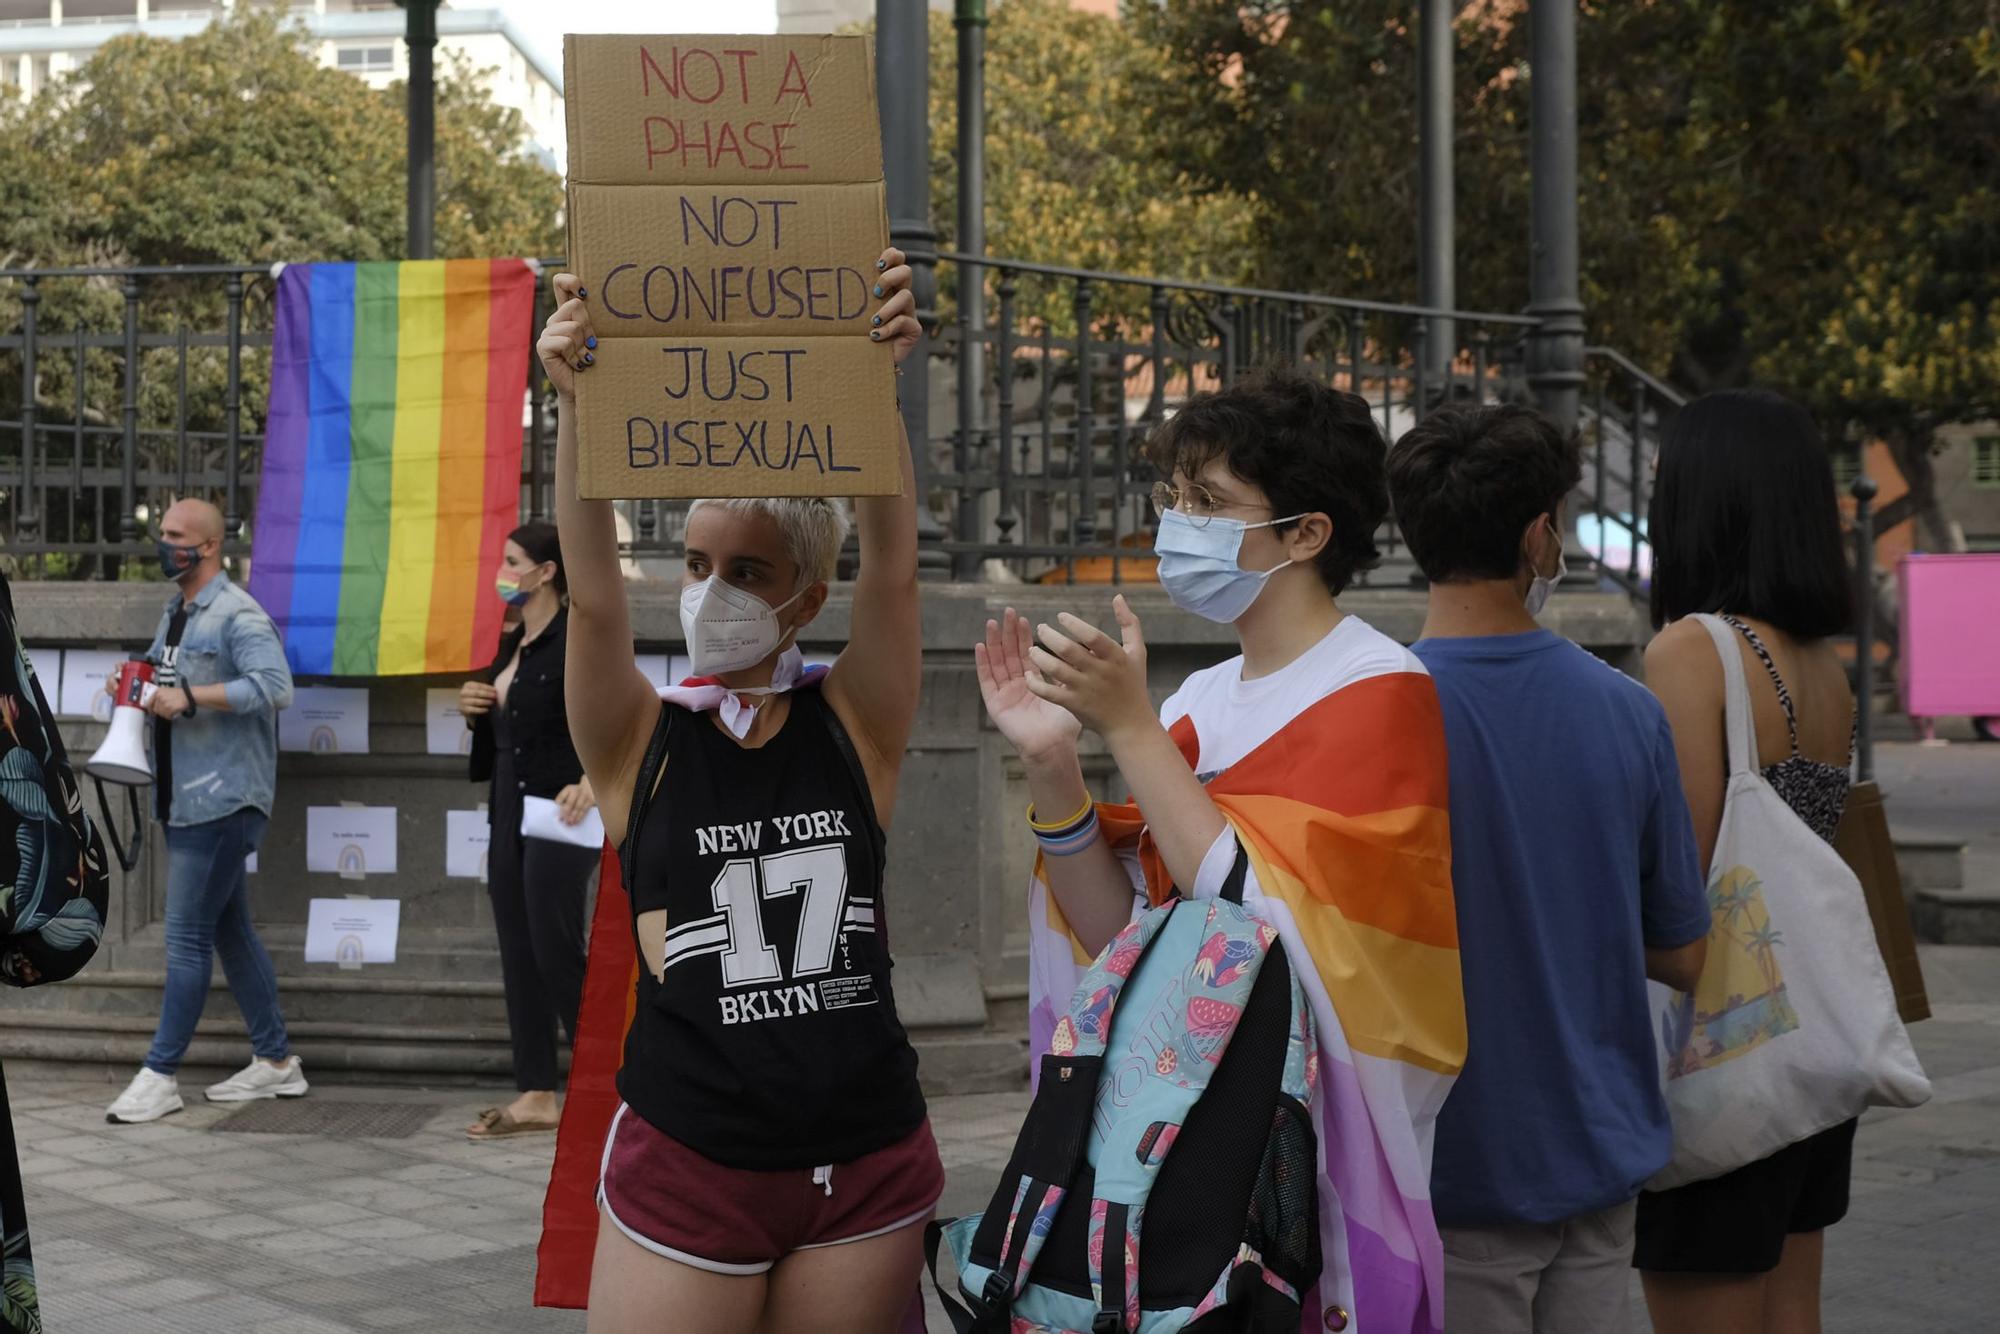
[{"xmin": 930, "ymin": 857, "xmax": 1322, "ymax": 1334}]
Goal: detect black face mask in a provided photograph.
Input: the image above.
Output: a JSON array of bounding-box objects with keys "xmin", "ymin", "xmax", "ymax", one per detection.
[{"xmin": 156, "ymin": 539, "xmax": 205, "ymax": 581}]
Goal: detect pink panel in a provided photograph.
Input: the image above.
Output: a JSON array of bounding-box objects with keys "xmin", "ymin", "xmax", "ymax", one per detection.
[{"xmin": 1898, "ymin": 554, "xmax": 2000, "ymax": 717}]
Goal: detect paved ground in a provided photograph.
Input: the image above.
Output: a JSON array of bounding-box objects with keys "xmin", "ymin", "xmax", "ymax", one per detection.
[
  {"xmin": 10, "ymin": 942, "xmax": 1999, "ymax": 1332},
  {"xmin": 1874, "ymin": 736, "xmax": 2000, "ymax": 892},
  {"xmin": 13, "ymin": 736, "xmax": 1996, "ymax": 1332}
]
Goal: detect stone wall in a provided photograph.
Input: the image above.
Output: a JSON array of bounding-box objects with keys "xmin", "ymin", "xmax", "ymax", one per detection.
[{"xmin": 6, "ymin": 579, "xmax": 1650, "ymax": 1089}]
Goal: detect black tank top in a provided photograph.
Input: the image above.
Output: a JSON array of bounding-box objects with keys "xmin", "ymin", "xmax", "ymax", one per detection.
[{"xmin": 615, "ymin": 687, "xmax": 926, "ymax": 1169}]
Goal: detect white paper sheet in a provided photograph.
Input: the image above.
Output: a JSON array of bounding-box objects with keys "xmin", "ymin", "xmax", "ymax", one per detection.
[
  {"xmin": 304, "ymin": 897, "xmax": 401, "ymax": 965},
  {"xmin": 426, "ymin": 687, "xmax": 475, "ymax": 756},
  {"xmin": 445, "ymin": 809, "xmax": 491, "ymax": 880},
  {"xmin": 23, "ymin": 646, "xmax": 62, "ymax": 707},
  {"xmin": 305, "ymin": 805, "xmax": 398, "ymax": 876},
  {"xmin": 59, "ymin": 649, "xmax": 128, "ymax": 719},
  {"xmin": 280, "ymin": 686, "xmax": 370, "ymax": 754},
  {"xmin": 521, "ymin": 795, "xmax": 605, "ymax": 849}
]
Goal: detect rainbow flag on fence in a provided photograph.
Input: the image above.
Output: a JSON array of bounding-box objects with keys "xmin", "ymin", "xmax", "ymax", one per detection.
[{"xmin": 250, "ymin": 259, "xmax": 538, "ymax": 676}]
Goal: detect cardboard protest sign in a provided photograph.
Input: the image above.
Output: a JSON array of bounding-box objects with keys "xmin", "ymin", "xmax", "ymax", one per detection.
[{"xmin": 564, "ymin": 34, "xmax": 902, "ymax": 499}]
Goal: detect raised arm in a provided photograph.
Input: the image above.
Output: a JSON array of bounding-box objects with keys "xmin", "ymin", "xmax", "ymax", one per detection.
[
  {"xmin": 541, "ymin": 272, "xmax": 663, "ymax": 834},
  {"xmin": 977, "ymin": 608, "xmax": 1140, "ymax": 955},
  {"xmin": 824, "ymin": 249, "xmax": 923, "ymax": 769}
]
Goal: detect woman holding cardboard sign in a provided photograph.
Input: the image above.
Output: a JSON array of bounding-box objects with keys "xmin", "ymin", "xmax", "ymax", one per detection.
[{"xmin": 542, "ymin": 251, "xmax": 936, "ymax": 1333}]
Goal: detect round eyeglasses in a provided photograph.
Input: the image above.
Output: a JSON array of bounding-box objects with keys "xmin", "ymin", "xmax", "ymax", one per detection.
[{"xmin": 1150, "ymin": 480, "xmax": 1269, "ymax": 529}]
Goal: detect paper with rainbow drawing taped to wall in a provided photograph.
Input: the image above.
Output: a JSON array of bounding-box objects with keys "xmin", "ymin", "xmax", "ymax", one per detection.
[
  {"xmin": 280, "ymin": 686, "xmax": 370, "ymax": 754},
  {"xmin": 306, "ymin": 804, "xmax": 398, "ymax": 878},
  {"xmin": 304, "ymin": 896, "xmax": 400, "ymax": 966}
]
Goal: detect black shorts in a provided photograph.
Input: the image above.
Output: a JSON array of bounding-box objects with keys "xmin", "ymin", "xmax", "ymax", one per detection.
[{"xmin": 1634, "ymin": 1118, "xmax": 1858, "ymax": 1274}]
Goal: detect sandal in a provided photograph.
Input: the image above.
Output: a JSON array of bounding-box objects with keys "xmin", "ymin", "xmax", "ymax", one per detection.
[{"xmin": 465, "ymin": 1106, "xmax": 560, "ymax": 1141}]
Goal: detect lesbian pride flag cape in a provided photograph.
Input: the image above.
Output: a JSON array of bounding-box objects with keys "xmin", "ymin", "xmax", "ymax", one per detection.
[
  {"xmin": 250, "ymin": 259, "xmax": 537, "ymax": 676},
  {"xmin": 1026, "ymin": 668, "xmax": 1465, "ymax": 1334}
]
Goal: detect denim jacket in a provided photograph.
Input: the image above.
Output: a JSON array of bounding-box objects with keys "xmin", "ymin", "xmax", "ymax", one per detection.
[{"xmin": 143, "ymin": 572, "xmax": 294, "ymax": 827}]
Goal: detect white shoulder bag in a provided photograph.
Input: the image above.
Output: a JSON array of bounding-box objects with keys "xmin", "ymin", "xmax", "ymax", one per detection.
[{"xmin": 1648, "ymin": 614, "xmax": 1930, "ymax": 1189}]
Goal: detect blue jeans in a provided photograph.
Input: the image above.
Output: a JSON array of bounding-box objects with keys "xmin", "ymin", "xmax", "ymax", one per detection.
[{"xmin": 144, "ymin": 808, "xmax": 290, "ymax": 1075}]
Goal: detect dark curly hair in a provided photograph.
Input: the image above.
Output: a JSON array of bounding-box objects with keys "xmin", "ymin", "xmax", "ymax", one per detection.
[
  {"xmin": 1145, "ymin": 369, "xmax": 1387, "ymax": 596},
  {"xmin": 1386, "ymin": 404, "xmax": 1582, "ymax": 584}
]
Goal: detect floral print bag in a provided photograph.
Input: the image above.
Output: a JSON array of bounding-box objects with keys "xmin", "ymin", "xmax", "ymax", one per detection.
[{"xmin": 0, "ymin": 572, "xmax": 110, "ymax": 1333}]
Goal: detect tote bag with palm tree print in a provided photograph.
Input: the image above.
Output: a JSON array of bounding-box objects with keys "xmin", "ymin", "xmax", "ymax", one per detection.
[{"xmin": 1648, "ymin": 615, "xmax": 1929, "ymax": 1190}]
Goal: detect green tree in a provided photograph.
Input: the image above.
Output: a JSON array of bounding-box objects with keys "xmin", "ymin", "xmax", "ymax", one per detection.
[
  {"xmin": 1133, "ymin": 1, "xmax": 2000, "ymax": 544},
  {"xmin": 0, "ymin": 6, "xmax": 559, "ymax": 270},
  {"xmin": 925, "ymin": 0, "xmax": 1263, "ymax": 331},
  {"xmin": 0, "ymin": 8, "xmax": 561, "ymax": 567}
]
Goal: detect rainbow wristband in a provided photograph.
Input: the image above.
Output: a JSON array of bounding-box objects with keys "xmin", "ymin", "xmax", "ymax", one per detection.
[{"xmin": 1036, "ymin": 808, "xmax": 1102, "ymax": 857}]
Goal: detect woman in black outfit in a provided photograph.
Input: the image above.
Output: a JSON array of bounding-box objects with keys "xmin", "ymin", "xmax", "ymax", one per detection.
[
  {"xmin": 461, "ymin": 522, "xmax": 599, "ymax": 1140},
  {"xmin": 1639, "ymin": 391, "xmax": 1863, "ymax": 1333}
]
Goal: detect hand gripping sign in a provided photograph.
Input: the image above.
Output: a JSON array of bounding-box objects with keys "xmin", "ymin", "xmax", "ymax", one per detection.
[{"xmin": 564, "ymin": 34, "xmax": 902, "ymax": 499}]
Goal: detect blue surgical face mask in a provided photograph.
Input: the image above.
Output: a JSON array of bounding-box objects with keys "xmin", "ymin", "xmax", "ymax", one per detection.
[
  {"xmin": 1524, "ymin": 518, "xmax": 1569, "ymax": 617},
  {"xmin": 1153, "ymin": 507, "xmax": 1304, "ymax": 623}
]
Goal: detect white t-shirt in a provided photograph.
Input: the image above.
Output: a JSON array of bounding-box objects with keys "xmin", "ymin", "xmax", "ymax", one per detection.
[{"xmin": 1159, "ymin": 614, "xmax": 1428, "ymax": 780}]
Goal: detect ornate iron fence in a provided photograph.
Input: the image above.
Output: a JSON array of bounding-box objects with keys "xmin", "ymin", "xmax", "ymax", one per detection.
[{"xmin": 0, "ymin": 259, "xmax": 1671, "ymax": 591}]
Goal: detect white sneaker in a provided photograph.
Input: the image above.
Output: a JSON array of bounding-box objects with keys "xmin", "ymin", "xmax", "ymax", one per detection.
[
  {"xmin": 106, "ymin": 1068, "xmax": 184, "ymax": 1124},
  {"xmin": 204, "ymin": 1055, "xmax": 309, "ymax": 1103}
]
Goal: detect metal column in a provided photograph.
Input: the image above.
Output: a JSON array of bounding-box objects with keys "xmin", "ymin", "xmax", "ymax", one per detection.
[
  {"xmin": 1418, "ymin": 0, "xmax": 1455, "ymax": 390},
  {"xmin": 404, "ymin": 0, "xmax": 438, "ymax": 260},
  {"xmin": 877, "ymin": 0, "xmax": 950, "ymax": 573},
  {"xmin": 953, "ymin": 0, "xmax": 989, "ymax": 578},
  {"xmin": 1525, "ymin": 0, "xmax": 1585, "ymax": 433},
  {"xmin": 1852, "ymin": 475, "xmax": 1879, "ymax": 782}
]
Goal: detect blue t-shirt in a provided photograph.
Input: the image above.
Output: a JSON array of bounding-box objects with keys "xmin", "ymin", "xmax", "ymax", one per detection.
[{"xmin": 1414, "ymin": 630, "xmax": 1709, "ymax": 1226}]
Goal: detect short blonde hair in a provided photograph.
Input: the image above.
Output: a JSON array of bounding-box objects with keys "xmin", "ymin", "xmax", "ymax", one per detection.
[{"xmin": 686, "ymin": 498, "xmax": 851, "ymax": 585}]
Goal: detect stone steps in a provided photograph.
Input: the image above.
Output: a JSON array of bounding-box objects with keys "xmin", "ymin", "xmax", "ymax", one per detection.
[
  {"xmin": 0, "ymin": 968, "xmax": 1028, "ymax": 1093},
  {"xmin": 1913, "ymin": 891, "xmax": 2000, "ymax": 948}
]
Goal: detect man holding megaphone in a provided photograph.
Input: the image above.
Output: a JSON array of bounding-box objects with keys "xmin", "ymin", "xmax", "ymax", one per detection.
[{"xmin": 98, "ymin": 499, "xmax": 304, "ymax": 1126}]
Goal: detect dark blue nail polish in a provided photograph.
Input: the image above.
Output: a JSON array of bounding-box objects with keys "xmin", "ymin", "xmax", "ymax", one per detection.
[
  {"xmin": 582, "ymin": 351, "xmax": 594, "ymax": 365},
  {"xmin": 870, "ymin": 330, "xmax": 882, "ymax": 340},
  {"xmin": 877, "ymin": 259, "xmax": 887, "ymax": 271},
  {"xmin": 873, "ymin": 284, "xmax": 883, "ymax": 297},
  {"xmin": 585, "ymin": 335, "xmax": 597, "ymax": 349},
  {"xmin": 576, "ymin": 287, "xmax": 586, "ymax": 299},
  {"xmin": 872, "ymin": 315, "xmax": 882, "ymax": 327}
]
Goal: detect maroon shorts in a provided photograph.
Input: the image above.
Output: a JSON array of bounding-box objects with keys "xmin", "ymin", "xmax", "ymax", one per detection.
[{"xmin": 598, "ymin": 1104, "xmax": 946, "ymax": 1275}]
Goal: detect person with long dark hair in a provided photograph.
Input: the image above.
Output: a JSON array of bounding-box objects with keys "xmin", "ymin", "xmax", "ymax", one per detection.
[
  {"xmin": 460, "ymin": 522, "xmax": 598, "ymax": 1140},
  {"xmin": 1637, "ymin": 389, "xmax": 1860, "ymax": 1333}
]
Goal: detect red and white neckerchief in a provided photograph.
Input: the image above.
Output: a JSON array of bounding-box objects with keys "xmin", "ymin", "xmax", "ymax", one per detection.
[{"xmin": 657, "ymin": 645, "xmax": 829, "ymax": 739}]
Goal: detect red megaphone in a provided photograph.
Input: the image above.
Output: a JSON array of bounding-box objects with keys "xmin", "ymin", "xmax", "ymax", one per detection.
[{"xmin": 85, "ymin": 660, "xmax": 156, "ymax": 786}]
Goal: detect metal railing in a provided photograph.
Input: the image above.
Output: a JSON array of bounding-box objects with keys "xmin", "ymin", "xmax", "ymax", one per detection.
[
  {"xmin": 923, "ymin": 253, "xmax": 1542, "ymax": 585},
  {"xmin": 1, "ymin": 259, "xmax": 1670, "ymax": 589},
  {"xmin": 1579, "ymin": 344, "xmax": 1686, "ymax": 597}
]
